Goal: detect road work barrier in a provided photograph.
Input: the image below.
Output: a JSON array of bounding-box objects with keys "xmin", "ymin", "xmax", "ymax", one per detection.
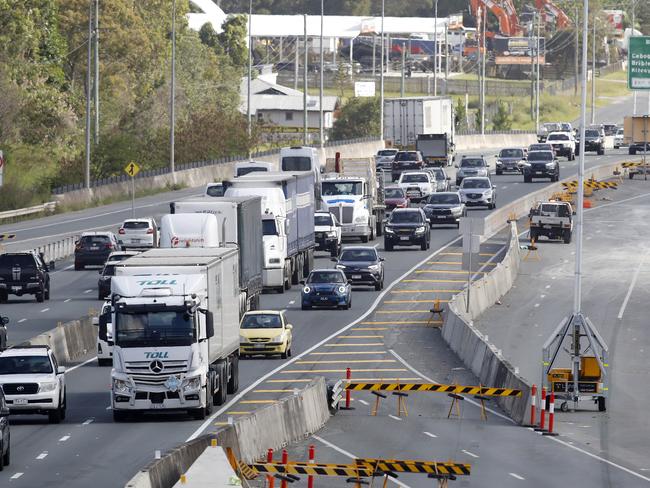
[
  {"xmin": 345, "ymin": 381, "xmax": 521, "ymax": 396},
  {"xmin": 124, "ymin": 377, "xmax": 330, "ymax": 488}
]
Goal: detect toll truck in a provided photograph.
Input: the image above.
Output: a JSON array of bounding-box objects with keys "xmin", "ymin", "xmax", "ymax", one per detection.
[
  {"xmin": 170, "ymin": 196, "xmax": 264, "ymax": 314},
  {"xmin": 224, "ymin": 172, "xmax": 316, "ymax": 292},
  {"xmin": 322, "ymin": 157, "xmax": 385, "ymax": 241},
  {"xmin": 104, "ymin": 248, "xmax": 240, "ymax": 422}
]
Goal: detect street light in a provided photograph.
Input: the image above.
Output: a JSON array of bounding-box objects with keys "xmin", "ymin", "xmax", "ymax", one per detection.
[
  {"xmin": 170, "ymin": 0, "xmax": 176, "ymax": 174},
  {"xmin": 434, "ymin": 0, "xmax": 438, "ymax": 96},
  {"xmin": 319, "ymin": 0, "xmax": 324, "ymax": 147},
  {"xmin": 379, "ymin": 0, "xmax": 385, "ymax": 140}
]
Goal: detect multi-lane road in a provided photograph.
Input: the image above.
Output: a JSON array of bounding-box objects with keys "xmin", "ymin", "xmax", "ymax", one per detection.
[{"xmin": 0, "ymin": 94, "xmax": 643, "ymax": 487}]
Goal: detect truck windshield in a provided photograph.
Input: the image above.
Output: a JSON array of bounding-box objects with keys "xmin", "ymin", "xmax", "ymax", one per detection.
[
  {"xmin": 322, "ymin": 181, "xmax": 362, "ymax": 196},
  {"xmin": 262, "ymin": 220, "xmax": 279, "ymax": 236},
  {"xmin": 115, "ymin": 311, "xmax": 196, "ymax": 347},
  {"xmin": 282, "ymin": 156, "xmax": 312, "ymax": 172},
  {"xmin": 206, "ymin": 185, "xmax": 225, "ymax": 197}
]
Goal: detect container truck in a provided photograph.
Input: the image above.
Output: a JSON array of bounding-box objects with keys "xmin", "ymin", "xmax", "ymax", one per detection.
[
  {"xmin": 624, "ymin": 115, "xmax": 650, "ymax": 155},
  {"xmin": 416, "ymin": 133, "xmax": 454, "ymax": 167},
  {"xmin": 224, "ymin": 172, "xmax": 316, "ymax": 292},
  {"xmin": 383, "ymin": 96, "xmax": 454, "ymax": 148},
  {"xmin": 279, "ymin": 146, "xmax": 322, "ymax": 202},
  {"xmin": 159, "ymin": 213, "xmax": 220, "ymax": 248},
  {"xmin": 169, "ymin": 197, "xmax": 263, "ymax": 313},
  {"xmin": 103, "ymin": 247, "xmax": 240, "ymax": 421},
  {"xmin": 322, "ymin": 157, "xmax": 385, "ymax": 241}
]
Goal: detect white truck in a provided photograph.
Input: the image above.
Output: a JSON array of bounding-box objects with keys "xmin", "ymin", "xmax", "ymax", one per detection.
[
  {"xmin": 104, "ymin": 247, "xmax": 240, "ymax": 421},
  {"xmin": 383, "ymin": 96, "xmax": 454, "ymax": 148},
  {"xmin": 159, "ymin": 213, "xmax": 220, "ymax": 248},
  {"xmin": 322, "ymin": 157, "xmax": 385, "ymax": 242},
  {"xmin": 528, "ymin": 201, "xmax": 573, "ymax": 244}
]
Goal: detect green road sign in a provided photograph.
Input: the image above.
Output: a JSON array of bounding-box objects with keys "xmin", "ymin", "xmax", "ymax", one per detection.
[{"xmin": 628, "ymin": 36, "xmax": 650, "ymax": 90}]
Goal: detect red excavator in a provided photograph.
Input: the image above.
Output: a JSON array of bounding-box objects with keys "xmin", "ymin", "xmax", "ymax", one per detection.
[
  {"xmin": 469, "ymin": 0, "xmax": 522, "ymax": 37},
  {"xmin": 535, "ymin": 0, "xmax": 571, "ymax": 29}
]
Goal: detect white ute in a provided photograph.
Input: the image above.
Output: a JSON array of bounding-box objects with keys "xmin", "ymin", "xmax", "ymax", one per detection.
[{"xmin": 398, "ymin": 171, "xmax": 435, "ymax": 202}]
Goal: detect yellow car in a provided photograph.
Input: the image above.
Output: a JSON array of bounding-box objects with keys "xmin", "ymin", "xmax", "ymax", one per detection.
[{"xmin": 239, "ymin": 310, "xmax": 293, "ymax": 359}]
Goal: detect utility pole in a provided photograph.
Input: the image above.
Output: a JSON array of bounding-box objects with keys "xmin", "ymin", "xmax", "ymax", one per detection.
[
  {"xmin": 536, "ymin": 13, "xmax": 541, "ymax": 130},
  {"xmin": 303, "ymin": 14, "xmax": 308, "ymax": 145},
  {"xmin": 319, "ymin": 0, "xmax": 324, "ymax": 146},
  {"xmin": 93, "ymin": 0, "xmax": 99, "ymax": 146},
  {"xmin": 433, "ymin": 0, "xmax": 438, "ymax": 96},
  {"xmin": 481, "ymin": 7, "xmax": 486, "ymax": 134},
  {"xmin": 170, "ymin": 0, "xmax": 176, "ymax": 174},
  {"xmin": 444, "ymin": 25, "xmax": 449, "ymax": 93},
  {"xmin": 574, "ymin": 6, "xmax": 579, "ymax": 96},
  {"xmin": 400, "ymin": 42, "xmax": 406, "ymax": 97},
  {"xmin": 591, "ymin": 15, "xmax": 596, "ymax": 124},
  {"xmin": 85, "ymin": 0, "xmax": 92, "ymax": 189},
  {"xmin": 379, "ymin": 0, "xmax": 385, "ymax": 140},
  {"xmin": 477, "ymin": 7, "xmax": 483, "ymax": 133},
  {"xmin": 530, "ymin": 12, "xmax": 535, "ymax": 119},
  {"xmin": 632, "ymin": 2, "xmax": 637, "ymax": 114},
  {"xmin": 247, "ymin": 0, "xmax": 252, "ymax": 146},
  {"xmin": 294, "ymin": 36, "xmax": 299, "ymax": 90}
]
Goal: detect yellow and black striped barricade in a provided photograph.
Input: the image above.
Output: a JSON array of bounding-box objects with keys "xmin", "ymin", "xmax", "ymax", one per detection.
[
  {"xmin": 249, "ymin": 462, "xmax": 374, "ymax": 478},
  {"xmin": 0, "ymin": 234, "xmax": 16, "ymax": 241},
  {"xmin": 355, "ymin": 459, "xmax": 471, "ymax": 476},
  {"xmin": 344, "ymin": 382, "xmax": 522, "ymax": 397},
  {"xmin": 562, "ymin": 180, "xmax": 617, "ymax": 190}
]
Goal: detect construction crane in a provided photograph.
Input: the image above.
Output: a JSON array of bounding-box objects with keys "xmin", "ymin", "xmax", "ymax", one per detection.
[
  {"xmin": 502, "ymin": 0, "xmax": 523, "ymax": 36},
  {"xmin": 469, "ymin": 0, "xmax": 513, "ymax": 37},
  {"xmin": 535, "ymin": 0, "xmax": 571, "ymax": 29}
]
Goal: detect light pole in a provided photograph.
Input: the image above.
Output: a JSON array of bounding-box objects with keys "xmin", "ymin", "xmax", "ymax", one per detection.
[
  {"xmin": 591, "ymin": 14, "xmax": 596, "ymax": 124},
  {"xmin": 303, "ymin": 14, "xmax": 308, "ymax": 145},
  {"xmin": 170, "ymin": 0, "xmax": 176, "ymax": 174},
  {"xmin": 433, "ymin": 0, "xmax": 438, "ymax": 96},
  {"xmin": 319, "ymin": 0, "xmax": 324, "ymax": 147},
  {"xmin": 247, "ymin": 0, "xmax": 252, "ymax": 147},
  {"xmin": 535, "ymin": 13, "xmax": 541, "ymax": 130},
  {"xmin": 379, "ymin": 0, "xmax": 385, "ymax": 140},
  {"xmin": 94, "ymin": 0, "xmax": 99, "ymax": 146},
  {"xmin": 85, "ymin": 0, "xmax": 92, "ymax": 189},
  {"xmin": 632, "ymin": 0, "xmax": 637, "ymax": 115}
]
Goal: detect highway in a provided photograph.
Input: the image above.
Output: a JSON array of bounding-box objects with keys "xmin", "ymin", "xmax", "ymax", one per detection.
[{"xmin": 0, "ymin": 94, "xmax": 645, "ymax": 487}]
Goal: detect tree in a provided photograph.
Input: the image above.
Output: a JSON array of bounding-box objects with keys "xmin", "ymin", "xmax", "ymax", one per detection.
[
  {"xmin": 218, "ymin": 15, "xmax": 248, "ymax": 69},
  {"xmin": 474, "ymin": 108, "xmax": 482, "ymax": 132},
  {"xmin": 454, "ymin": 98, "xmax": 467, "ymax": 131},
  {"xmin": 331, "ymin": 97, "xmax": 379, "ymax": 140},
  {"xmin": 492, "ymin": 101, "xmax": 512, "ymax": 131}
]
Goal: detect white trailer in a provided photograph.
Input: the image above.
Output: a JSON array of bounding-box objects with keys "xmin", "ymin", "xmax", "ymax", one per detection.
[
  {"xmin": 383, "ymin": 96, "xmax": 454, "ymax": 148},
  {"xmin": 105, "ymin": 248, "xmax": 240, "ymax": 421}
]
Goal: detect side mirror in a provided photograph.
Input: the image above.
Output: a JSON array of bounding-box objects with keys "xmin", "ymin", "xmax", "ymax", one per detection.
[
  {"xmin": 57, "ymin": 366, "xmax": 67, "ymax": 374},
  {"xmin": 446, "ymin": 176, "xmax": 451, "ymax": 180},
  {"xmin": 379, "ymin": 257, "xmax": 385, "ymax": 262},
  {"xmin": 330, "ymin": 257, "xmax": 338, "ymax": 262},
  {"xmin": 286, "ymin": 324, "xmax": 293, "ymax": 330},
  {"xmin": 454, "ymin": 164, "xmax": 459, "ymax": 168},
  {"xmin": 348, "ymin": 279, "xmax": 353, "ymax": 284},
  {"xmin": 98, "ymin": 313, "xmax": 110, "ymax": 342},
  {"xmin": 49, "ymin": 260, "xmax": 55, "ymax": 271},
  {"xmin": 299, "ymin": 280, "xmax": 305, "ymax": 285},
  {"xmin": 99, "ymin": 270, "xmax": 103, "ymax": 274},
  {"xmin": 205, "ymin": 310, "xmax": 215, "ymax": 339},
  {"xmin": 0, "ymin": 316, "xmax": 8, "ymax": 326}
]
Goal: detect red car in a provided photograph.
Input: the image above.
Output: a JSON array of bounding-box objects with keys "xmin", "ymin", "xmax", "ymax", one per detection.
[{"xmin": 384, "ymin": 186, "xmax": 410, "ymax": 211}]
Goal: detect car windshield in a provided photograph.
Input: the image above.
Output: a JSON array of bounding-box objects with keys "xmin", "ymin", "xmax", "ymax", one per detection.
[
  {"xmin": 401, "ymin": 174, "xmax": 428, "ymax": 183},
  {"xmin": 206, "ymin": 185, "xmax": 225, "ymax": 197},
  {"xmin": 548, "ymin": 134, "xmax": 569, "ymax": 141},
  {"xmin": 123, "ymin": 221, "xmax": 149, "ymax": 230},
  {"xmin": 461, "ymin": 179, "xmax": 490, "ymax": 189},
  {"xmin": 616, "ymin": 129, "xmax": 624, "ymax": 135},
  {"xmin": 460, "ymin": 159, "xmax": 485, "ymax": 168},
  {"xmin": 339, "ymin": 249, "xmax": 377, "ymax": 262},
  {"xmin": 282, "ymin": 156, "xmax": 312, "ymax": 172},
  {"xmin": 390, "ymin": 211, "xmax": 423, "ymax": 224},
  {"xmin": 585, "ymin": 130, "xmax": 599, "ymax": 137},
  {"xmin": 0, "ymin": 356, "xmax": 53, "ymax": 374},
  {"xmin": 560, "ymin": 124, "xmax": 572, "ymax": 131},
  {"xmin": 544, "ymin": 123, "xmax": 560, "ymax": 131},
  {"xmin": 529, "ymin": 144, "xmax": 551, "ymax": 151},
  {"xmin": 385, "ymin": 188, "xmax": 405, "ymax": 199},
  {"xmin": 322, "ymin": 181, "xmax": 362, "ymax": 196},
  {"xmin": 115, "ymin": 310, "xmax": 195, "ymax": 347},
  {"xmin": 314, "ymin": 214, "xmax": 333, "ymax": 226},
  {"xmin": 377, "ymin": 150, "xmax": 397, "ymax": 157},
  {"xmin": 528, "ymin": 151, "xmax": 554, "ymax": 161},
  {"xmin": 241, "ymin": 314, "xmax": 282, "ymax": 329},
  {"xmin": 308, "ymin": 271, "xmax": 346, "ymax": 284},
  {"xmin": 102, "ymin": 264, "xmax": 116, "ymax": 277},
  {"xmin": 427, "ymin": 194, "xmax": 460, "ymax": 204},
  {"xmin": 262, "ymin": 219, "xmax": 278, "ymax": 236},
  {"xmin": 0, "ymin": 254, "xmax": 35, "ymax": 269},
  {"xmin": 431, "ymin": 168, "xmax": 445, "ymax": 178},
  {"xmin": 499, "ymin": 149, "xmax": 523, "ymax": 158},
  {"xmin": 394, "ymin": 152, "xmax": 418, "ymax": 161}
]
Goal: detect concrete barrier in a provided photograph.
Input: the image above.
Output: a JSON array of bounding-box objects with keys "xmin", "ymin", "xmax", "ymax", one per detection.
[
  {"xmin": 19, "ymin": 315, "xmax": 97, "ymax": 366},
  {"xmin": 125, "ymin": 377, "xmax": 330, "ymax": 488},
  {"xmin": 455, "ymin": 133, "xmax": 537, "ymax": 153}
]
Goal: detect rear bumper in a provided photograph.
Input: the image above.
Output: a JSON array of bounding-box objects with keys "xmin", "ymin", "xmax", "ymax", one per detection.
[
  {"xmin": 302, "ymin": 294, "xmax": 347, "ymax": 307},
  {"xmin": 0, "ymin": 282, "xmax": 41, "ymax": 295},
  {"xmin": 384, "ymin": 233, "xmax": 426, "ymax": 245},
  {"xmin": 75, "ymin": 253, "xmax": 111, "ymax": 265}
]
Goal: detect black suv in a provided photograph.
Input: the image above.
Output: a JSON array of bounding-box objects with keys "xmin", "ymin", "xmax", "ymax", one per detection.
[
  {"xmin": 522, "ymin": 151, "xmax": 560, "ymax": 182},
  {"xmin": 333, "ymin": 246, "xmax": 385, "ymax": 290},
  {"xmin": 0, "ymin": 252, "xmax": 52, "ymax": 303},
  {"xmin": 74, "ymin": 232, "xmax": 119, "ymax": 270},
  {"xmin": 391, "ymin": 151, "xmax": 425, "ymax": 182},
  {"xmin": 384, "ymin": 208, "xmax": 430, "ymax": 251},
  {"xmin": 576, "ymin": 128, "xmax": 605, "ymax": 155},
  {"xmin": 0, "ymin": 388, "xmax": 9, "ymax": 470}
]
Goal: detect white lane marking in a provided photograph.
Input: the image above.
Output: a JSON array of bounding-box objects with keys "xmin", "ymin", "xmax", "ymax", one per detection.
[
  {"xmin": 82, "ymin": 418, "xmax": 94, "ymax": 425},
  {"xmin": 66, "ymin": 356, "xmax": 98, "ymax": 373},
  {"xmin": 534, "ymin": 303, "xmax": 540, "ymax": 308},
  {"xmin": 84, "ymin": 289, "xmax": 93, "ymax": 294},
  {"xmin": 52, "ymin": 264, "xmax": 74, "ymax": 274},
  {"xmin": 59, "ymin": 435, "xmax": 71, "ymax": 442},
  {"xmin": 358, "ymin": 399, "xmax": 369, "ymax": 406},
  {"xmin": 40, "ymin": 308, "xmax": 50, "ymax": 313},
  {"xmin": 509, "ymin": 473, "xmax": 525, "ymax": 480},
  {"xmin": 313, "ymin": 435, "xmax": 411, "ymax": 488},
  {"xmin": 36, "ymin": 452, "xmax": 48, "ymax": 460},
  {"xmin": 64, "ymin": 298, "xmax": 71, "ymax": 303},
  {"xmin": 423, "ymin": 431, "xmax": 438, "ymax": 438},
  {"xmin": 186, "ymin": 236, "xmax": 464, "ymax": 442},
  {"xmin": 617, "ymin": 253, "xmax": 647, "ymax": 319},
  {"xmin": 18, "ymin": 318, "xmax": 26, "ymax": 323},
  {"xmin": 289, "ymin": 300, "xmax": 295, "ymax": 305},
  {"xmin": 540, "ymin": 294, "xmax": 546, "ymax": 299},
  {"xmin": 10, "ymin": 473, "xmax": 23, "ymax": 479},
  {"xmin": 545, "ymin": 285, "xmax": 551, "ymax": 289},
  {"xmin": 372, "ymin": 242, "xmax": 380, "ymax": 248},
  {"xmin": 106, "ymin": 405, "xmax": 112, "ymax": 410},
  {"xmin": 462, "ymin": 449, "xmax": 479, "ymax": 459},
  {"xmin": 388, "ymin": 349, "xmax": 513, "ymax": 423},
  {"xmin": 388, "ymin": 414, "xmax": 403, "ymax": 421}
]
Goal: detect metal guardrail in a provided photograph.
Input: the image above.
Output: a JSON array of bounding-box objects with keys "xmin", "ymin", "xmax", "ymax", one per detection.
[{"xmin": 0, "ymin": 202, "xmax": 57, "ymax": 221}]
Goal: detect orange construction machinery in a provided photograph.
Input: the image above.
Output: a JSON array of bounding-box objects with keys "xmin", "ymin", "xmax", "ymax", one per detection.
[
  {"xmin": 535, "ymin": 0, "xmax": 571, "ymax": 29},
  {"xmin": 469, "ymin": 0, "xmax": 522, "ymax": 37}
]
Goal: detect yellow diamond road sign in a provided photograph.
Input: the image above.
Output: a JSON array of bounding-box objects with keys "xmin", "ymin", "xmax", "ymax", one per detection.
[{"xmin": 124, "ymin": 162, "xmax": 140, "ymax": 177}]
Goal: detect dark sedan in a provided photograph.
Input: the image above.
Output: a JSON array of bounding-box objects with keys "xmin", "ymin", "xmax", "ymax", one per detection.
[
  {"xmin": 384, "ymin": 186, "xmax": 410, "ymax": 211},
  {"xmin": 333, "ymin": 246, "xmax": 384, "ymax": 290},
  {"xmin": 423, "ymin": 192, "xmax": 466, "ymax": 228},
  {"xmin": 301, "ymin": 269, "xmax": 352, "ymax": 310},
  {"xmin": 383, "ymin": 208, "xmax": 430, "ymax": 251},
  {"xmin": 495, "ymin": 148, "xmax": 526, "ymax": 174}
]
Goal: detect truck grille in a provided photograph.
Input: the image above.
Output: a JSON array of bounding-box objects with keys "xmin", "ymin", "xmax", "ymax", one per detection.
[
  {"xmin": 531, "ymin": 163, "xmax": 547, "ymax": 171},
  {"xmin": 125, "ymin": 360, "xmax": 188, "ymax": 386},
  {"xmin": 328, "ymin": 205, "xmax": 354, "ymax": 224},
  {"xmin": 429, "ymin": 209, "xmax": 451, "ymax": 215},
  {"xmin": 2, "ymin": 383, "xmax": 39, "ymax": 395}
]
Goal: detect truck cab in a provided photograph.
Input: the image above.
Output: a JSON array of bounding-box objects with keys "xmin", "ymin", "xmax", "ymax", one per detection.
[{"xmin": 321, "ymin": 176, "xmax": 374, "ymax": 243}]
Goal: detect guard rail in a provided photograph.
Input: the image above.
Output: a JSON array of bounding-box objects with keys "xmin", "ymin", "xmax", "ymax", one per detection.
[{"xmin": 0, "ymin": 201, "xmax": 57, "ymax": 221}]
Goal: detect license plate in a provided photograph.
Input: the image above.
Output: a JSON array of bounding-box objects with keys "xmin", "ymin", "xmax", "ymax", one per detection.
[
  {"xmin": 132, "ymin": 239, "xmax": 140, "ymax": 243},
  {"xmin": 14, "ymin": 398, "xmax": 28, "ymax": 405},
  {"xmin": 352, "ymin": 274, "xmax": 362, "ymax": 279},
  {"xmin": 12, "ymin": 286, "xmax": 21, "ymax": 292},
  {"xmin": 400, "ymin": 236, "xmax": 410, "ymax": 241},
  {"xmin": 90, "ymin": 246, "xmax": 99, "ymax": 250},
  {"xmin": 343, "ymin": 226, "xmax": 354, "ymax": 232},
  {"xmin": 535, "ymin": 171, "xmax": 543, "ymax": 175},
  {"xmin": 436, "ymin": 215, "xmax": 447, "ymax": 219},
  {"xmin": 150, "ymin": 403, "xmax": 163, "ymax": 408},
  {"xmin": 320, "ymin": 297, "xmax": 328, "ymax": 301}
]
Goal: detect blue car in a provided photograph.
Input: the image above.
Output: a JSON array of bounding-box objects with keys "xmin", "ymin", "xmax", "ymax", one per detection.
[{"xmin": 301, "ymin": 269, "xmax": 351, "ymax": 310}]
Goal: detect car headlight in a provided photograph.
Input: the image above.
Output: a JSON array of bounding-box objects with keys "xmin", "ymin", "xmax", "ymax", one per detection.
[
  {"xmin": 183, "ymin": 376, "xmax": 201, "ymax": 393},
  {"xmin": 337, "ymin": 286, "xmax": 347, "ymax": 294},
  {"xmin": 415, "ymin": 226, "xmax": 427, "ymax": 234},
  {"xmin": 39, "ymin": 381, "xmax": 58, "ymax": 393},
  {"xmin": 240, "ymin": 335, "xmax": 249, "ymax": 343},
  {"xmin": 336, "ymin": 264, "xmax": 346, "ymax": 270},
  {"xmin": 546, "ymin": 162, "xmax": 556, "ymax": 168},
  {"xmin": 385, "ymin": 227, "xmax": 395, "ymax": 234},
  {"xmin": 303, "ymin": 286, "xmax": 311, "ymax": 294},
  {"xmin": 326, "ymin": 231, "xmax": 337, "ymax": 237},
  {"xmin": 271, "ymin": 334, "xmax": 284, "ymax": 342},
  {"xmin": 113, "ymin": 379, "xmax": 130, "ymax": 394},
  {"xmin": 496, "ymin": 160, "xmax": 503, "ymax": 166},
  {"xmin": 368, "ymin": 264, "xmax": 380, "ymax": 271}
]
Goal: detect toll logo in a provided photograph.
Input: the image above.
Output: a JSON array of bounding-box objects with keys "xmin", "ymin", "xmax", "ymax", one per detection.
[
  {"xmin": 145, "ymin": 351, "xmax": 169, "ymax": 359},
  {"xmin": 136, "ymin": 279, "xmax": 177, "ymax": 286}
]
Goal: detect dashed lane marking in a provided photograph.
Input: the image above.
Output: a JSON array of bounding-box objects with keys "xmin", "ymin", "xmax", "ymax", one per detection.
[
  {"xmin": 18, "ymin": 318, "xmax": 26, "ymax": 323},
  {"xmin": 309, "ymin": 351, "xmax": 388, "ymax": 355},
  {"xmin": 324, "ymin": 343, "xmax": 384, "ymax": 347},
  {"xmin": 82, "ymin": 418, "xmax": 94, "ymax": 425},
  {"xmin": 391, "ymin": 289, "xmax": 462, "ymax": 293},
  {"xmin": 10, "ymin": 473, "xmax": 23, "ymax": 480},
  {"xmin": 423, "ymin": 432, "xmax": 438, "ymax": 438},
  {"xmin": 240, "ymin": 400, "xmax": 277, "ymax": 404},
  {"xmin": 40, "ymin": 308, "xmax": 50, "ymax": 313},
  {"xmin": 281, "ymin": 368, "xmax": 408, "ymax": 374},
  {"xmin": 64, "ymin": 298, "xmax": 71, "ymax": 303},
  {"xmin": 84, "ymin": 289, "xmax": 93, "ymax": 294},
  {"xmin": 509, "ymin": 473, "xmax": 525, "ymax": 480},
  {"xmin": 59, "ymin": 435, "xmax": 71, "ymax": 442},
  {"xmin": 462, "ymin": 450, "xmax": 479, "ymax": 459},
  {"xmin": 358, "ymin": 399, "xmax": 369, "ymax": 406},
  {"xmin": 295, "ymin": 359, "xmax": 397, "ymax": 364},
  {"xmin": 388, "ymin": 415, "xmax": 403, "ymax": 421},
  {"xmin": 36, "ymin": 452, "xmax": 48, "ymax": 460}
]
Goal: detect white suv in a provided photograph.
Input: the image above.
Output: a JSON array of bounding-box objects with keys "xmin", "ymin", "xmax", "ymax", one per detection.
[
  {"xmin": 546, "ymin": 132, "xmax": 576, "ymax": 160},
  {"xmin": 117, "ymin": 218, "xmax": 158, "ymax": 250},
  {"xmin": 0, "ymin": 346, "xmax": 66, "ymax": 423},
  {"xmin": 93, "ymin": 301, "xmax": 113, "ymax": 366},
  {"xmin": 398, "ymin": 171, "xmax": 435, "ymax": 202}
]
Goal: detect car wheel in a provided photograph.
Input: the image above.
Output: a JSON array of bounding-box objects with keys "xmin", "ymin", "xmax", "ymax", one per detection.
[
  {"xmin": 301, "ymin": 304, "xmax": 311, "ymax": 310},
  {"xmin": 374, "ymin": 280, "xmax": 382, "ymax": 291},
  {"xmin": 75, "ymin": 262, "xmax": 84, "ymax": 271},
  {"xmin": 281, "ymin": 348, "xmax": 289, "ymax": 359},
  {"xmin": 2, "ymin": 443, "xmax": 9, "ymax": 467},
  {"xmin": 421, "ymin": 240, "xmax": 428, "ymax": 251},
  {"xmin": 48, "ymin": 404, "xmax": 63, "ymax": 424},
  {"xmin": 384, "ymin": 240, "xmax": 393, "ymax": 251},
  {"xmin": 563, "ymin": 230, "xmax": 572, "ymax": 244},
  {"xmin": 45, "ymin": 285, "xmax": 50, "ymax": 300},
  {"xmin": 360, "ymin": 235, "xmax": 369, "ymax": 243},
  {"xmin": 36, "ymin": 291, "xmax": 45, "ymax": 303},
  {"xmin": 113, "ymin": 410, "xmax": 129, "ymax": 422}
]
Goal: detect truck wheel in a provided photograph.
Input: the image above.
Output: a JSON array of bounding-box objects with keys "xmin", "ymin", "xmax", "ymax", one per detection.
[
  {"xmin": 213, "ymin": 363, "xmax": 227, "ymax": 406},
  {"xmin": 303, "ymin": 249, "xmax": 314, "ymax": 277},
  {"xmin": 0, "ymin": 292, "xmax": 7, "ymax": 304},
  {"xmin": 598, "ymin": 397, "xmax": 606, "ymax": 412},
  {"xmin": 598, "ymin": 148, "xmax": 605, "ymax": 156},
  {"xmin": 629, "ymin": 147, "xmax": 636, "ymax": 155},
  {"xmin": 2, "ymin": 444, "xmax": 9, "ymax": 467},
  {"xmin": 113, "ymin": 410, "xmax": 129, "ymax": 422},
  {"xmin": 360, "ymin": 234, "xmax": 369, "ymax": 243},
  {"xmin": 629, "ymin": 172, "xmax": 635, "ymax": 180},
  {"xmin": 227, "ymin": 355, "xmax": 239, "ymax": 394},
  {"xmin": 524, "ymin": 175, "xmax": 532, "ymax": 183},
  {"xmin": 330, "ymin": 242, "xmax": 339, "ymax": 258},
  {"xmin": 496, "ymin": 170, "xmax": 502, "ymax": 175},
  {"xmin": 563, "ymin": 230, "xmax": 572, "ymax": 244},
  {"xmin": 376, "ymin": 219, "xmax": 383, "ymax": 237},
  {"xmin": 384, "ymin": 240, "xmax": 393, "ymax": 251}
]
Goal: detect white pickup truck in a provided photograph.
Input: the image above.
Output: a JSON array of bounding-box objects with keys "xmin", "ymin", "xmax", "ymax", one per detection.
[
  {"xmin": 529, "ymin": 201, "xmax": 573, "ymax": 244},
  {"xmin": 397, "ymin": 171, "xmax": 435, "ymax": 203}
]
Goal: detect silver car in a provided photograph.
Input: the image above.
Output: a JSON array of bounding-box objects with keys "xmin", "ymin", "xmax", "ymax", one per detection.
[
  {"xmin": 458, "ymin": 177, "xmax": 496, "ymax": 209},
  {"xmin": 375, "ymin": 149, "xmax": 399, "ymax": 171}
]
